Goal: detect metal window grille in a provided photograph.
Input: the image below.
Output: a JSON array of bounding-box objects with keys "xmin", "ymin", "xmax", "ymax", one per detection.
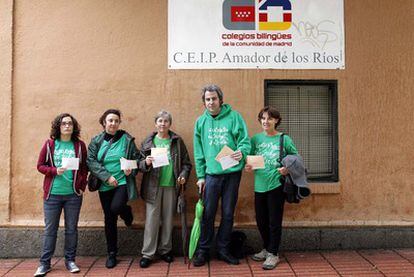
[{"xmin": 265, "ymin": 80, "xmax": 338, "ymax": 182}]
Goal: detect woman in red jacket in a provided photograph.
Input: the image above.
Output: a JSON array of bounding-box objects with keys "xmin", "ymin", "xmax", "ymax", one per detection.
[{"xmin": 34, "ymin": 113, "xmax": 88, "ymax": 277}]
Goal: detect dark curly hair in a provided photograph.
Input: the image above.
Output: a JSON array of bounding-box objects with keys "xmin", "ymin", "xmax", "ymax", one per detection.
[
  {"xmin": 50, "ymin": 113, "xmax": 81, "ymax": 141},
  {"xmin": 99, "ymin": 109, "xmax": 122, "ymax": 128},
  {"xmin": 258, "ymin": 106, "xmax": 282, "ymax": 128}
]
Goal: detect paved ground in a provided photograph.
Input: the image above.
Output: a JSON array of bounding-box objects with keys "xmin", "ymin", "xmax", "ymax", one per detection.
[{"xmin": 1, "ymin": 249, "xmax": 413, "ymax": 276}]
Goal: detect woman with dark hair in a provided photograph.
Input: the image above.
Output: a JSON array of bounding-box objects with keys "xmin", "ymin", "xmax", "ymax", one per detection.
[
  {"xmin": 245, "ymin": 106, "xmax": 298, "ymax": 270},
  {"xmin": 35, "ymin": 113, "xmax": 88, "ymax": 276},
  {"xmin": 138, "ymin": 110, "xmax": 192, "ymax": 268},
  {"xmin": 87, "ymin": 109, "xmax": 141, "ymax": 269}
]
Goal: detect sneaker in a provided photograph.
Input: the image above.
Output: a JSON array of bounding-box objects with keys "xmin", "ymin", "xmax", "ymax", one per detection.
[
  {"xmin": 65, "ymin": 261, "xmax": 80, "ymax": 273},
  {"xmin": 262, "ymin": 253, "xmax": 280, "ymax": 270},
  {"xmin": 34, "ymin": 264, "xmax": 51, "ymax": 276},
  {"xmin": 251, "ymin": 249, "xmax": 268, "ymax": 262}
]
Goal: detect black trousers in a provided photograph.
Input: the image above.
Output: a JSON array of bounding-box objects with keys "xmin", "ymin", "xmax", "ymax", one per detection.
[
  {"xmin": 99, "ymin": 185, "xmax": 130, "ymax": 253},
  {"xmin": 254, "ymin": 185, "xmax": 285, "ymax": 255}
]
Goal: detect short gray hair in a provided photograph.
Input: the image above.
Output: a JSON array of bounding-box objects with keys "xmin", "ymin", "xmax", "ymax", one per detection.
[
  {"xmin": 154, "ymin": 110, "xmax": 172, "ymax": 124},
  {"xmin": 201, "ymin": 84, "xmax": 224, "ymax": 105}
]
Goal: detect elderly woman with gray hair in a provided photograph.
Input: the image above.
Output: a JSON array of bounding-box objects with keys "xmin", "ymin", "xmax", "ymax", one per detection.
[{"xmin": 138, "ymin": 110, "xmax": 192, "ymax": 268}]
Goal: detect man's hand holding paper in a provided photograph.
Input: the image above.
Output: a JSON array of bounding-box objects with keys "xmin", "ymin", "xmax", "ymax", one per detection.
[{"xmin": 215, "ymin": 145, "xmax": 239, "ymax": 170}]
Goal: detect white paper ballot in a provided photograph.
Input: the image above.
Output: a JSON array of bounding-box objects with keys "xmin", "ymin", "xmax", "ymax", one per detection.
[
  {"xmin": 152, "ymin": 153, "xmax": 169, "ymax": 168},
  {"xmin": 120, "ymin": 158, "xmax": 138, "ymax": 170},
  {"xmin": 219, "ymin": 155, "xmax": 239, "ymax": 170},
  {"xmin": 151, "ymin": 147, "xmax": 168, "ymax": 156},
  {"xmin": 246, "ymin": 155, "xmax": 265, "ymax": 169},
  {"xmin": 61, "ymin": 157, "xmax": 79, "ymax": 170}
]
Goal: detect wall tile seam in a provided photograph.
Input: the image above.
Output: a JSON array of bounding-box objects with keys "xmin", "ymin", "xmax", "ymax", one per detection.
[
  {"xmin": 8, "ymin": 0, "xmax": 15, "ymax": 224},
  {"xmin": 0, "ymin": 0, "xmax": 14, "ymax": 224}
]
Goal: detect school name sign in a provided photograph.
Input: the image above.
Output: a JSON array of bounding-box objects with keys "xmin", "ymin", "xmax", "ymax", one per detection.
[{"xmin": 168, "ymin": 0, "xmax": 345, "ymax": 69}]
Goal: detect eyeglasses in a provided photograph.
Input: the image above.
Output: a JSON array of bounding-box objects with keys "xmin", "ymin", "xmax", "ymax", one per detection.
[{"xmin": 61, "ymin": 122, "xmax": 73, "ymax": 127}]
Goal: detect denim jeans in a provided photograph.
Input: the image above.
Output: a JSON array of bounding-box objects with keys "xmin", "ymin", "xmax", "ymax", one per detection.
[
  {"xmin": 40, "ymin": 193, "xmax": 82, "ymax": 266},
  {"xmin": 198, "ymin": 171, "xmax": 242, "ymax": 254}
]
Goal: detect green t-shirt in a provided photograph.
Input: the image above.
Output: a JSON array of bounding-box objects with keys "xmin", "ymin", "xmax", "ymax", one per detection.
[
  {"xmin": 51, "ymin": 140, "xmax": 75, "ymax": 195},
  {"xmin": 98, "ymin": 134, "xmax": 127, "ymax": 192},
  {"xmin": 153, "ymin": 136, "xmax": 174, "ymax": 187},
  {"xmin": 251, "ymin": 132, "xmax": 298, "ymax": 193}
]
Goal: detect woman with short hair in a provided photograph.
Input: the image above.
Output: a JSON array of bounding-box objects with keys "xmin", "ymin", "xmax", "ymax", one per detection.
[
  {"xmin": 246, "ymin": 106, "xmax": 298, "ymax": 270},
  {"xmin": 87, "ymin": 109, "xmax": 141, "ymax": 268},
  {"xmin": 139, "ymin": 110, "xmax": 192, "ymax": 268},
  {"xmin": 35, "ymin": 113, "xmax": 88, "ymax": 276}
]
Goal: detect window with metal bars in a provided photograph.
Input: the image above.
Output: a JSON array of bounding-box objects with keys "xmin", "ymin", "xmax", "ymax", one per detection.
[{"xmin": 265, "ymin": 80, "xmax": 338, "ymax": 182}]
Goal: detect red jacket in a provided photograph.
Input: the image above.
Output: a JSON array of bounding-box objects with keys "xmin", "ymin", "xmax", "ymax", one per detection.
[{"xmin": 37, "ymin": 139, "xmax": 88, "ymax": 200}]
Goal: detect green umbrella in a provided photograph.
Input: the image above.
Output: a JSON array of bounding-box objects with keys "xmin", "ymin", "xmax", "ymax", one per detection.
[{"xmin": 188, "ymin": 193, "xmax": 204, "ymax": 267}]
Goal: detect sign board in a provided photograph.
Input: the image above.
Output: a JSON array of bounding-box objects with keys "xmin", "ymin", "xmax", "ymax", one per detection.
[{"xmin": 168, "ymin": 0, "xmax": 345, "ymax": 69}]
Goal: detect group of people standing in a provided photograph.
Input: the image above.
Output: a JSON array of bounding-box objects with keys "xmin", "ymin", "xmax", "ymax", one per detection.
[{"xmin": 34, "ymin": 84, "xmax": 299, "ymax": 276}]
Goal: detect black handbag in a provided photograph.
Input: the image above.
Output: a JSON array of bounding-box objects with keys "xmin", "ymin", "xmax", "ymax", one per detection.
[
  {"xmin": 88, "ymin": 138, "xmax": 113, "ymax": 192},
  {"xmin": 87, "ymin": 174, "xmax": 101, "ymax": 192},
  {"xmin": 229, "ymin": 230, "xmax": 248, "ymax": 259}
]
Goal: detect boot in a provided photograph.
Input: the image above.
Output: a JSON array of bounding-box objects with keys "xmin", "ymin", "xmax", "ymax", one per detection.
[{"xmin": 106, "ymin": 252, "xmax": 117, "ymax": 268}]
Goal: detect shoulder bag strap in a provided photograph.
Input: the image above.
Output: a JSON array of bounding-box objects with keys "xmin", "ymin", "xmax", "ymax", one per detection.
[
  {"xmin": 277, "ymin": 133, "xmax": 285, "ymax": 164},
  {"xmin": 99, "ymin": 138, "xmax": 113, "ymax": 163}
]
